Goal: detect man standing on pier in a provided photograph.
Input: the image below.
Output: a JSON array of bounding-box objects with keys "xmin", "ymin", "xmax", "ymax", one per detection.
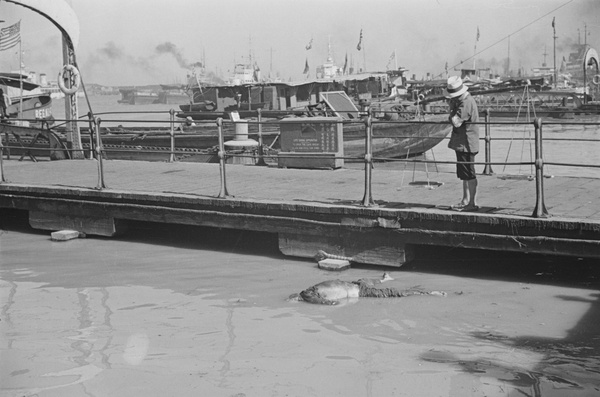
[{"xmin": 445, "ymin": 76, "xmax": 480, "ymax": 211}]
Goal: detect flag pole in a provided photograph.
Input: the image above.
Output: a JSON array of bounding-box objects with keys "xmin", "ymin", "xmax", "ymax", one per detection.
[
  {"xmin": 18, "ymin": 38, "xmax": 23, "ymax": 122},
  {"xmin": 363, "ymin": 41, "xmax": 367, "ymax": 72}
]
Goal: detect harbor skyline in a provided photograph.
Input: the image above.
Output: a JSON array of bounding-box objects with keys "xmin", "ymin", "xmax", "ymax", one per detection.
[{"xmin": 0, "ymin": 0, "xmax": 598, "ymax": 86}]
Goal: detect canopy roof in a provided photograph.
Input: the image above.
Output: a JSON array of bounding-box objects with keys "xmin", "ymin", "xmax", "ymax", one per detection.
[
  {"xmin": 4, "ymin": 0, "xmax": 80, "ymax": 49},
  {"xmin": 0, "ymin": 72, "xmax": 39, "ymax": 90}
]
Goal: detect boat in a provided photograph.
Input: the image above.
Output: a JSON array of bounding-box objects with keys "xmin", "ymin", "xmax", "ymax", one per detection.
[
  {"xmin": 71, "ymin": 122, "xmax": 281, "ymax": 162},
  {"xmin": 0, "ymin": 72, "xmax": 54, "ymax": 124},
  {"xmin": 157, "ymin": 84, "xmax": 190, "ymax": 104},
  {"xmin": 415, "ymin": 74, "xmax": 599, "ymax": 119},
  {"xmin": 118, "ymin": 88, "xmax": 161, "ymax": 105},
  {"xmin": 118, "ymin": 84, "xmax": 190, "ymax": 105},
  {"xmin": 310, "ymin": 91, "xmax": 450, "ymax": 159}
]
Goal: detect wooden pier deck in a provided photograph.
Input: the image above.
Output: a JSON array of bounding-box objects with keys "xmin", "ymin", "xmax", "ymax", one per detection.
[{"xmin": 1, "ymin": 158, "xmax": 599, "ymax": 266}]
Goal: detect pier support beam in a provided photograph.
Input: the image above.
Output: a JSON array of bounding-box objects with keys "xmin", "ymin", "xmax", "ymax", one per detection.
[
  {"xmin": 278, "ymin": 230, "xmax": 414, "ymax": 267},
  {"xmin": 29, "ymin": 211, "xmax": 122, "ymax": 237}
]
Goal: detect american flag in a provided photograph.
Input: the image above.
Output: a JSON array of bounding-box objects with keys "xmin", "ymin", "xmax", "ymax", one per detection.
[{"xmin": 0, "ymin": 21, "xmax": 21, "ymax": 51}]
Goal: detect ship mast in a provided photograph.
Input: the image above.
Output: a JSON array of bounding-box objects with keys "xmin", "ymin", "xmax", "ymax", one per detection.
[
  {"xmin": 552, "ymin": 17, "xmax": 557, "ymax": 88},
  {"xmin": 506, "ymin": 35, "xmax": 511, "ymax": 76}
]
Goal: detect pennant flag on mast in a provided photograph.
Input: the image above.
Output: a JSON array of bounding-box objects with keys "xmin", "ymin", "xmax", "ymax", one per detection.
[
  {"xmin": 386, "ymin": 51, "xmax": 395, "ymax": 69},
  {"xmin": 476, "ymin": 26, "xmax": 480, "ymax": 42},
  {"xmin": 343, "ymin": 52, "xmax": 348, "ymax": 74},
  {"xmin": 0, "ymin": 21, "xmax": 21, "ymax": 51},
  {"xmin": 356, "ymin": 29, "xmax": 363, "ymax": 51},
  {"xmin": 552, "ymin": 17, "xmax": 555, "ymax": 33},
  {"xmin": 305, "ymin": 38, "xmax": 313, "ymax": 50},
  {"xmin": 303, "ymin": 58, "xmax": 309, "ymax": 74}
]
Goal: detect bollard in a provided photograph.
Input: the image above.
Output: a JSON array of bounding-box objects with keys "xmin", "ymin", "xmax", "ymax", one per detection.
[
  {"xmin": 256, "ymin": 108, "xmax": 267, "ymax": 166},
  {"xmin": 169, "ymin": 108, "xmax": 175, "ymax": 163},
  {"xmin": 95, "ymin": 117, "xmax": 106, "ymax": 190},
  {"xmin": 361, "ymin": 110, "xmax": 375, "ymax": 206},
  {"xmin": 532, "ymin": 118, "xmax": 549, "ymax": 218},
  {"xmin": 217, "ymin": 118, "xmax": 230, "ymax": 198},
  {"xmin": 482, "ymin": 108, "xmax": 494, "ymax": 175}
]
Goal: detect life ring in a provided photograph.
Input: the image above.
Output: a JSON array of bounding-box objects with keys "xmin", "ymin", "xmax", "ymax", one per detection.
[
  {"xmin": 58, "ymin": 64, "xmax": 81, "ymax": 95},
  {"xmin": 593, "ymin": 74, "xmax": 600, "ymax": 85}
]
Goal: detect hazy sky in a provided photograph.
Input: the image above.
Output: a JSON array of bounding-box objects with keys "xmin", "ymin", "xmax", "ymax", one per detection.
[{"xmin": 1, "ymin": 0, "xmax": 598, "ymax": 86}]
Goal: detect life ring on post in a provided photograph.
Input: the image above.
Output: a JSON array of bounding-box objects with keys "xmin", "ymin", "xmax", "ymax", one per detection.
[
  {"xmin": 58, "ymin": 64, "xmax": 81, "ymax": 95},
  {"xmin": 593, "ymin": 74, "xmax": 600, "ymax": 85}
]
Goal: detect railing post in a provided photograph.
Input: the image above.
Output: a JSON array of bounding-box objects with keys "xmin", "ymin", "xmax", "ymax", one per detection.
[
  {"xmin": 256, "ymin": 108, "xmax": 267, "ymax": 166},
  {"xmin": 95, "ymin": 117, "xmax": 107, "ymax": 190},
  {"xmin": 217, "ymin": 117, "xmax": 230, "ymax": 198},
  {"xmin": 169, "ymin": 108, "xmax": 175, "ymax": 163},
  {"xmin": 3, "ymin": 131, "xmax": 9, "ymax": 160},
  {"xmin": 532, "ymin": 118, "xmax": 549, "ymax": 218},
  {"xmin": 482, "ymin": 108, "xmax": 494, "ymax": 175},
  {"xmin": 361, "ymin": 109, "xmax": 375, "ymax": 206},
  {"xmin": 0, "ymin": 130, "xmax": 5, "ymax": 183}
]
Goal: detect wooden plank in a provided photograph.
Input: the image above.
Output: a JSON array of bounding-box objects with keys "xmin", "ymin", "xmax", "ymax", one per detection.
[
  {"xmin": 29, "ymin": 211, "xmax": 119, "ymax": 237},
  {"xmin": 51, "ymin": 230, "xmax": 81, "ymax": 241},
  {"xmin": 318, "ymin": 259, "xmax": 351, "ymax": 271},
  {"xmin": 0, "ymin": 159, "xmax": 599, "ymax": 264}
]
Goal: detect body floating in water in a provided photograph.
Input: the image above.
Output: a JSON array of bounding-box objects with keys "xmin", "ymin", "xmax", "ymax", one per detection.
[{"xmin": 289, "ymin": 273, "xmax": 446, "ymax": 305}]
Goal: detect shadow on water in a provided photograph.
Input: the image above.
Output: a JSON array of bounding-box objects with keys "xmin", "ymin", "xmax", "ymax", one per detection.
[
  {"xmin": 408, "ymin": 245, "xmax": 600, "ymax": 396},
  {"xmin": 420, "ymin": 296, "xmax": 600, "ymax": 396},
  {"xmin": 117, "ymin": 219, "xmax": 282, "ymax": 258},
  {"xmin": 2, "ymin": 208, "xmax": 598, "ymax": 288},
  {"xmin": 0, "ymin": 208, "xmax": 282, "ymax": 259},
  {"xmin": 405, "ymin": 244, "xmax": 600, "ymax": 289}
]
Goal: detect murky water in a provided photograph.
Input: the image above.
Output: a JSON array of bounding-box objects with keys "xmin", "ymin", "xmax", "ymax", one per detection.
[{"xmin": 1, "ymin": 212, "xmax": 599, "ymax": 396}]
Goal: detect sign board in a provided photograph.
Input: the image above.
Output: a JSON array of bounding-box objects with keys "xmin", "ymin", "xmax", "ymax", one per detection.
[{"xmin": 278, "ymin": 117, "xmax": 343, "ymax": 169}]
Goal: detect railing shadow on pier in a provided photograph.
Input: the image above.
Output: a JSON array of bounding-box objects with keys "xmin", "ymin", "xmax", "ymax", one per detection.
[{"xmin": 1, "ymin": 107, "xmax": 600, "ymax": 220}]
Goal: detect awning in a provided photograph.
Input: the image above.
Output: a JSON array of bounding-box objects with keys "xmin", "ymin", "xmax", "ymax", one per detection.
[
  {"xmin": 4, "ymin": 0, "xmax": 80, "ymax": 49},
  {"xmin": 0, "ymin": 73, "xmax": 39, "ymax": 91}
]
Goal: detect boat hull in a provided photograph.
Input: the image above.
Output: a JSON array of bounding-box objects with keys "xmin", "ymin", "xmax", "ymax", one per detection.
[
  {"xmin": 12, "ymin": 113, "xmax": 450, "ymax": 162},
  {"xmin": 341, "ymin": 113, "xmax": 450, "ymax": 159},
  {"xmin": 6, "ymin": 95, "xmax": 54, "ymax": 124}
]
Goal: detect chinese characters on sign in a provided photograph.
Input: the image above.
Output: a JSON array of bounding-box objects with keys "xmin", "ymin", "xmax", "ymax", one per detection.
[{"xmin": 289, "ymin": 122, "xmax": 339, "ymax": 153}]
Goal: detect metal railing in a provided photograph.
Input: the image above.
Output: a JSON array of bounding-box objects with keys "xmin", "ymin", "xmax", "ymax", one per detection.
[{"xmin": 1, "ymin": 107, "xmax": 599, "ymax": 219}]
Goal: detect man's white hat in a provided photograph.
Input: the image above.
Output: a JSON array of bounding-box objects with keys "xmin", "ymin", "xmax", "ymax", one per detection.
[{"xmin": 444, "ymin": 76, "xmax": 468, "ymax": 98}]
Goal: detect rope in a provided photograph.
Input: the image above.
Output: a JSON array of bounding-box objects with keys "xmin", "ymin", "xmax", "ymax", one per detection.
[{"xmin": 314, "ymin": 250, "xmax": 353, "ymax": 262}]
